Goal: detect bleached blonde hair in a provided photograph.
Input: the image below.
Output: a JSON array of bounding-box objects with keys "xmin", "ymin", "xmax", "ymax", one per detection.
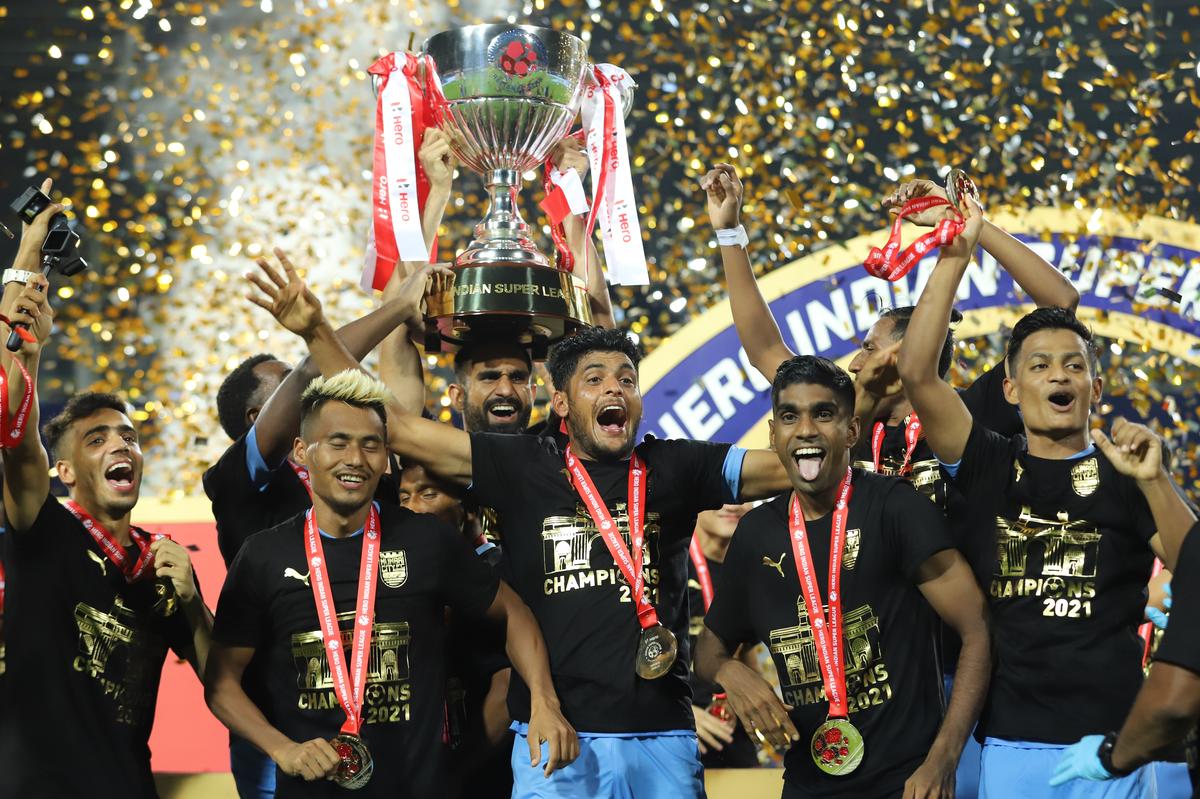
[{"xmin": 300, "ymin": 369, "xmax": 393, "ymax": 430}]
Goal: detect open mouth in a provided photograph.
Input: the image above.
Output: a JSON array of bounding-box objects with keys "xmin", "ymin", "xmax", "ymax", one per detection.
[
  {"xmin": 486, "ymin": 400, "xmax": 518, "ymax": 422},
  {"xmin": 105, "ymin": 462, "xmax": 136, "ymax": 491},
  {"xmin": 792, "ymin": 446, "xmax": 826, "ymax": 482},
  {"xmin": 1048, "ymin": 391, "xmax": 1075, "ymax": 412},
  {"xmin": 335, "ymin": 472, "xmax": 367, "ymax": 490},
  {"xmin": 596, "ymin": 403, "xmax": 628, "ymax": 436}
]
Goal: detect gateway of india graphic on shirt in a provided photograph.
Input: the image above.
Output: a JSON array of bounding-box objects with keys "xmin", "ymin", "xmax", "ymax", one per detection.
[
  {"xmin": 541, "ymin": 503, "xmax": 662, "ymax": 575},
  {"xmin": 769, "ymin": 595, "xmax": 883, "ymax": 690}
]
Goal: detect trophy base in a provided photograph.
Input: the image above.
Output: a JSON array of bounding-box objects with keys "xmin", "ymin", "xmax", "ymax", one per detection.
[{"xmin": 424, "ymin": 262, "xmax": 592, "ymax": 356}]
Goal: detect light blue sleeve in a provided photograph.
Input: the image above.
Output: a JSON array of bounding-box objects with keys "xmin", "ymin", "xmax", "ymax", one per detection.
[
  {"xmin": 245, "ymin": 426, "xmax": 283, "ymax": 491},
  {"xmin": 722, "ymin": 446, "xmax": 748, "ymax": 503}
]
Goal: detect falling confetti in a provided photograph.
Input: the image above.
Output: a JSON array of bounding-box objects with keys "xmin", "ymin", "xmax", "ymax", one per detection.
[{"xmin": 0, "ymin": 0, "xmax": 1196, "ymax": 497}]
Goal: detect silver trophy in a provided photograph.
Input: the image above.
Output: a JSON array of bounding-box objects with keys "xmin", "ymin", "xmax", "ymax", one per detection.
[{"xmin": 420, "ymin": 24, "xmax": 595, "ymax": 353}]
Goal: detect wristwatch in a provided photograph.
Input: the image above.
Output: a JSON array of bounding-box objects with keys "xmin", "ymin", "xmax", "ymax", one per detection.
[
  {"xmin": 1097, "ymin": 731, "xmax": 1134, "ymax": 778},
  {"xmin": 2, "ymin": 269, "xmax": 37, "ymax": 286}
]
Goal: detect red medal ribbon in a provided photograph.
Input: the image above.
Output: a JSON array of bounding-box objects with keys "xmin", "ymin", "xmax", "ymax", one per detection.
[
  {"xmin": 689, "ymin": 535, "xmax": 714, "ymax": 612},
  {"xmin": 305, "ymin": 505, "xmax": 381, "ymax": 736},
  {"xmin": 864, "ymin": 196, "xmax": 964, "ymax": 282},
  {"xmin": 788, "ymin": 468, "xmax": 854, "ymax": 719},
  {"xmin": 581, "ymin": 66, "xmax": 619, "ymax": 285},
  {"xmin": 1140, "ymin": 557, "xmax": 1166, "ymax": 667},
  {"xmin": 289, "ymin": 461, "xmax": 314, "ymax": 497},
  {"xmin": 869, "ymin": 413, "xmax": 922, "ymax": 475},
  {"xmin": 64, "ymin": 499, "xmax": 165, "ymax": 582},
  {"xmin": 0, "ymin": 353, "xmax": 35, "ymax": 449},
  {"xmin": 565, "ymin": 445, "xmax": 658, "ymax": 630},
  {"xmin": 541, "ymin": 129, "xmax": 587, "ymax": 274},
  {"xmin": 0, "ymin": 557, "xmax": 6, "ymax": 616}
]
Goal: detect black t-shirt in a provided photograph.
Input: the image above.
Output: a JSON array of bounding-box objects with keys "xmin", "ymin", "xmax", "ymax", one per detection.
[
  {"xmin": 950, "ymin": 423, "xmax": 1158, "ymax": 743},
  {"xmin": 687, "ymin": 553, "xmax": 759, "ymax": 768},
  {"xmin": 203, "ymin": 430, "xmax": 400, "ymax": 567},
  {"xmin": 706, "ymin": 471, "xmax": 953, "ymax": 798},
  {"xmin": 212, "ymin": 504, "xmax": 500, "ymax": 799},
  {"xmin": 469, "ymin": 432, "xmax": 735, "ymax": 733},
  {"xmin": 0, "ymin": 496, "xmax": 195, "ymax": 799},
  {"xmin": 1152, "ymin": 522, "xmax": 1200, "ymax": 792}
]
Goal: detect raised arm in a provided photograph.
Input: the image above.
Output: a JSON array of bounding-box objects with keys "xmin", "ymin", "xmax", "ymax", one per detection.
[
  {"xmin": 883, "ymin": 179, "xmax": 1079, "ymax": 310},
  {"xmin": 245, "ymin": 252, "xmax": 473, "ymax": 484},
  {"xmin": 550, "ymin": 137, "xmax": 615, "ymax": 330},
  {"xmin": 702, "ymin": 163, "xmax": 794, "ymax": 382},
  {"xmin": 205, "ymin": 643, "xmax": 341, "ymax": 782},
  {"xmin": 0, "ymin": 274, "xmax": 54, "ymax": 532},
  {"xmin": 377, "ymin": 261, "xmax": 453, "ymax": 414},
  {"xmin": 895, "ymin": 200, "xmax": 984, "ymax": 465},
  {"xmin": 906, "ymin": 549, "xmax": 992, "ymax": 796},
  {"xmin": 485, "ymin": 581, "xmax": 578, "ymax": 775},
  {"xmin": 251, "ymin": 135, "xmax": 453, "ymax": 463},
  {"xmin": 736, "ymin": 449, "xmax": 794, "ymax": 501}
]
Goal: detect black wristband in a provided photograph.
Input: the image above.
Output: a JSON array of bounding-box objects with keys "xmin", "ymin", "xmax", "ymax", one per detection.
[{"xmin": 1097, "ymin": 731, "xmax": 1134, "ymax": 778}]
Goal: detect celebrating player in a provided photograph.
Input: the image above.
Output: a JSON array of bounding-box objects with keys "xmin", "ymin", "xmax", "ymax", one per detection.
[
  {"xmin": 695, "ymin": 356, "xmax": 991, "ymax": 798},
  {"xmin": 0, "ymin": 188, "xmax": 212, "ymax": 798},
  {"xmin": 205, "ymin": 370, "xmax": 576, "ymax": 797},
  {"xmin": 896, "ymin": 195, "xmax": 1196, "ymax": 795}
]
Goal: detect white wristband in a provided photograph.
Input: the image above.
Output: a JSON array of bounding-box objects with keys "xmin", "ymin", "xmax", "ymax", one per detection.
[
  {"xmin": 715, "ymin": 225, "xmax": 749, "ymax": 248},
  {"xmin": 3, "ymin": 269, "xmax": 37, "ymax": 286}
]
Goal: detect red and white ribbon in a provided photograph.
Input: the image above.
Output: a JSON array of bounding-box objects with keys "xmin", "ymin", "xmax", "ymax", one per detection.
[
  {"xmin": 64, "ymin": 499, "xmax": 166, "ymax": 583},
  {"xmin": 362, "ymin": 52, "xmax": 433, "ymax": 293},
  {"xmin": 863, "ymin": 195, "xmax": 964, "ymax": 282},
  {"xmin": 0, "ymin": 354, "xmax": 34, "ymax": 449},
  {"xmin": 305, "ymin": 506, "xmax": 381, "ymax": 737},
  {"xmin": 582, "ymin": 64, "xmax": 648, "ymax": 287},
  {"xmin": 788, "ymin": 469, "xmax": 854, "ymax": 719},
  {"xmin": 869, "ymin": 414, "xmax": 923, "ymax": 476},
  {"xmin": 689, "ymin": 535, "xmax": 714, "ymax": 612}
]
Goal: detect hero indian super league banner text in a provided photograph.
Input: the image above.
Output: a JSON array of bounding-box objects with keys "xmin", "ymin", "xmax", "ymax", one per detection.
[{"xmin": 640, "ymin": 208, "xmax": 1200, "ymax": 448}]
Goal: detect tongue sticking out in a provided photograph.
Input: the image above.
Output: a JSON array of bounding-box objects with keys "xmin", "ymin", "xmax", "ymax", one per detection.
[{"xmin": 798, "ymin": 457, "xmax": 822, "ymax": 481}]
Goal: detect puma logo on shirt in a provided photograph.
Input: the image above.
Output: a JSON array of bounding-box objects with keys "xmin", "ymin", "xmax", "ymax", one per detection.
[
  {"xmin": 283, "ymin": 567, "xmax": 311, "ymax": 587},
  {"xmin": 87, "ymin": 549, "xmax": 108, "ymax": 577},
  {"xmin": 762, "ymin": 552, "xmax": 787, "ymax": 578}
]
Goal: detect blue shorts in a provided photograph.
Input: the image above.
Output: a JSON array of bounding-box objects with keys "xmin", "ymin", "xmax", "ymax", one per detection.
[
  {"xmin": 511, "ymin": 727, "xmax": 705, "ymax": 799},
  {"xmin": 979, "ymin": 738, "xmax": 1156, "ymax": 799},
  {"xmin": 229, "ymin": 734, "xmax": 276, "ymax": 799},
  {"xmin": 944, "ymin": 673, "xmax": 981, "ymax": 799}
]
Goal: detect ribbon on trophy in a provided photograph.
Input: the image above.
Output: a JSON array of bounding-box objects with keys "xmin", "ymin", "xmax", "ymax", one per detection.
[
  {"xmin": 582, "ymin": 64, "xmax": 649, "ymax": 286},
  {"xmin": 361, "ymin": 52, "xmax": 437, "ymax": 293},
  {"xmin": 863, "ymin": 194, "xmax": 964, "ymax": 282}
]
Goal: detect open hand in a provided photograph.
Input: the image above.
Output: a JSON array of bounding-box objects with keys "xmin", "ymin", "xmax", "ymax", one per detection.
[
  {"xmin": 700, "ymin": 163, "xmax": 743, "ymax": 230},
  {"xmin": 245, "ymin": 247, "xmax": 326, "ymax": 340},
  {"xmin": 717, "ymin": 660, "xmax": 799, "ymax": 752},
  {"xmin": 526, "ymin": 697, "xmax": 579, "ymax": 777},
  {"xmin": 692, "ymin": 704, "xmax": 735, "ymax": 755},
  {"xmin": 383, "ymin": 261, "xmax": 454, "ymax": 327}
]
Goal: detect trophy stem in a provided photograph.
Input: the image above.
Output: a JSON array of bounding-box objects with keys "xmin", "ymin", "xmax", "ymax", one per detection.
[{"xmin": 458, "ymin": 169, "xmax": 550, "ymax": 268}]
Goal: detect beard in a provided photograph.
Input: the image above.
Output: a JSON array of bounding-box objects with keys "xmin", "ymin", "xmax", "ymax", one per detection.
[
  {"xmin": 565, "ymin": 412, "xmax": 632, "ymax": 462},
  {"xmin": 463, "ymin": 399, "xmax": 531, "ymax": 434}
]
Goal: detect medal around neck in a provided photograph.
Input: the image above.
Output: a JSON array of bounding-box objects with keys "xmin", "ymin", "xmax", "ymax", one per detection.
[
  {"xmin": 811, "ymin": 718, "xmax": 864, "ymax": 775},
  {"xmin": 635, "ymin": 622, "xmax": 678, "ymax": 679},
  {"xmin": 330, "ymin": 733, "xmax": 374, "ymax": 790},
  {"xmin": 153, "ymin": 579, "xmax": 178, "ymax": 617}
]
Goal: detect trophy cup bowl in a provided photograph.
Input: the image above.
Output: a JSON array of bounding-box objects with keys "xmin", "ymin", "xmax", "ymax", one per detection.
[{"xmin": 421, "ymin": 24, "xmax": 593, "ymax": 353}]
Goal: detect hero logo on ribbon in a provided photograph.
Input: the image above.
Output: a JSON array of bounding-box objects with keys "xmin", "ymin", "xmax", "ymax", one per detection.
[{"xmin": 640, "ymin": 210, "xmax": 1200, "ymax": 449}]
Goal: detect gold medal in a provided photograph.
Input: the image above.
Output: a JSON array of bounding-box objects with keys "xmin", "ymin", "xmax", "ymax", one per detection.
[
  {"xmin": 330, "ymin": 733, "xmax": 374, "ymax": 790},
  {"xmin": 153, "ymin": 579, "xmax": 178, "ymax": 617},
  {"xmin": 1071, "ymin": 457, "xmax": 1099, "ymax": 497},
  {"xmin": 634, "ymin": 623, "xmax": 678, "ymax": 680},
  {"xmin": 810, "ymin": 718, "xmax": 864, "ymax": 776}
]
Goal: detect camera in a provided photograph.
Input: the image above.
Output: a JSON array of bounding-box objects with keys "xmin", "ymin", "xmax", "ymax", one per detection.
[{"xmin": 9, "ymin": 186, "xmax": 87, "ymax": 276}]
